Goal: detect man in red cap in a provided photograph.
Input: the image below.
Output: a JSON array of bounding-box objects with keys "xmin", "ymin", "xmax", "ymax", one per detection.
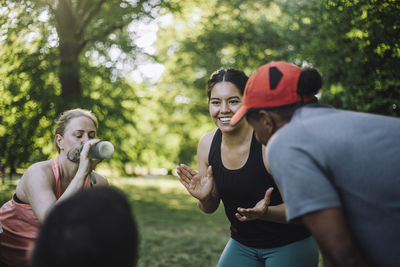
[{"xmin": 231, "ymin": 61, "xmax": 400, "ymax": 267}]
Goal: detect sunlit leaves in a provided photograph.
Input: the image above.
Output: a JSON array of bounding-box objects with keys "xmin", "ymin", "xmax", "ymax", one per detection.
[
  {"xmin": 0, "ymin": 0, "xmax": 179, "ymax": 173},
  {"xmin": 1, "ymin": 0, "xmax": 399, "ymax": 173}
]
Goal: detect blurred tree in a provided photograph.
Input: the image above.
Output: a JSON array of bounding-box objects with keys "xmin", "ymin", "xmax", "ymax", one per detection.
[
  {"xmin": 1, "ymin": 0, "xmax": 398, "ymax": 173},
  {"xmin": 279, "ymin": 0, "xmax": 400, "ymax": 116},
  {"xmin": 153, "ymin": 0, "xmax": 292, "ymax": 166},
  {"xmin": 154, "ymin": 0, "xmax": 399, "ymax": 167},
  {"xmin": 0, "ymin": 0, "xmax": 179, "ymax": 173}
]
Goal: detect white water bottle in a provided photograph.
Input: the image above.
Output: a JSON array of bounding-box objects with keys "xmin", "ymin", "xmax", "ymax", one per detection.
[{"xmin": 67, "ymin": 141, "xmax": 114, "ymax": 162}]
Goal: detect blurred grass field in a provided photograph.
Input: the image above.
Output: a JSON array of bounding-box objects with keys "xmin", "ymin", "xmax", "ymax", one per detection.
[
  {"xmin": 110, "ymin": 176, "xmax": 229, "ymax": 267},
  {"xmin": 0, "ymin": 175, "xmax": 229, "ymax": 267},
  {"xmin": 1, "ymin": 175, "xmax": 322, "ymax": 267}
]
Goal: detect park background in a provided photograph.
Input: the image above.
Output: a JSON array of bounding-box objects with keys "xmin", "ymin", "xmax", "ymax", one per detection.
[{"xmin": 0, "ymin": 0, "xmax": 399, "ymax": 266}]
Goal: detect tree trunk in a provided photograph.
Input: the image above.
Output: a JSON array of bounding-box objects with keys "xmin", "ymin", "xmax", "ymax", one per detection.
[
  {"xmin": 54, "ymin": 0, "xmax": 83, "ymax": 110},
  {"xmin": 59, "ymin": 47, "xmax": 81, "ymax": 102}
]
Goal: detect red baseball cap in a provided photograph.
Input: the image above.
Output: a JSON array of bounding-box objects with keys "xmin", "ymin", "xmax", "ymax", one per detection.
[{"xmin": 230, "ymin": 61, "xmax": 315, "ymax": 126}]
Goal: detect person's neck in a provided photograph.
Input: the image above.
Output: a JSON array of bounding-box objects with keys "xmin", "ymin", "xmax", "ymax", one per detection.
[
  {"xmin": 269, "ymin": 111, "xmax": 291, "ymax": 133},
  {"xmin": 58, "ymin": 155, "xmax": 78, "ymax": 183},
  {"xmin": 221, "ymin": 121, "xmax": 253, "ymax": 148},
  {"xmin": 274, "ymin": 119, "xmax": 289, "ymax": 133}
]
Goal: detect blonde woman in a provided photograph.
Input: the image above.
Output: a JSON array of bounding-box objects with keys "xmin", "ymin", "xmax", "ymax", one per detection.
[{"xmin": 0, "ymin": 108, "xmax": 108, "ymax": 267}]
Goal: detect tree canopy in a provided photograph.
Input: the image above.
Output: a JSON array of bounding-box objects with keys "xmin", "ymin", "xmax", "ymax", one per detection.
[
  {"xmin": 0, "ymin": 0, "xmax": 179, "ymax": 172},
  {"xmin": 151, "ymin": 0, "xmax": 399, "ymax": 168},
  {"xmin": 155, "ymin": 0, "xmax": 399, "ymax": 116},
  {"xmin": 1, "ymin": 0, "xmax": 399, "ymax": 173}
]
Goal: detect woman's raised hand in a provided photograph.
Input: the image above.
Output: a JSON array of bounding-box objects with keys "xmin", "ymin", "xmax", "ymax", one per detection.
[
  {"xmin": 176, "ymin": 164, "xmax": 214, "ymax": 201},
  {"xmin": 77, "ymin": 139, "xmax": 103, "ymax": 177}
]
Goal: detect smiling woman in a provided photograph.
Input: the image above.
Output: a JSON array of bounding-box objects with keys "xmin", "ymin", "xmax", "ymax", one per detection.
[
  {"xmin": 208, "ymin": 82, "xmax": 243, "ymax": 132},
  {"xmin": 176, "ymin": 68, "xmax": 318, "ymax": 267},
  {"xmin": 0, "ymin": 108, "xmax": 108, "ymax": 267}
]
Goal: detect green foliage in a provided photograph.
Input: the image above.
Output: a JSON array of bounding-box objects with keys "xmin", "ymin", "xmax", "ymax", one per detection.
[
  {"xmin": 150, "ymin": 0, "xmax": 399, "ymax": 168},
  {"xmin": 1, "ymin": 0, "xmax": 399, "ymax": 172},
  {"xmin": 279, "ymin": 0, "xmax": 400, "ymax": 116},
  {"xmin": 0, "ymin": 1, "xmax": 59, "ymax": 168},
  {"xmin": 0, "ymin": 182, "xmax": 16, "ymax": 206},
  {"xmin": 0, "ymin": 0, "xmax": 182, "ymax": 172},
  {"xmin": 156, "ymin": 0, "xmax": 399, "ymax": 131}
]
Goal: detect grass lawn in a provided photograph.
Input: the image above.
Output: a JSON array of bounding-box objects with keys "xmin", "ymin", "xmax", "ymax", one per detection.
[
  {"xmin": 111, "ymin": 176, "xmax": 229, "ymax": 267},
  {"xmin": 0, "ymin": 175, "xmax": 229, "ymax": 267},
  {"xmin": 1, "ymin": 175, "xmax": 322, "ymax": 267}
]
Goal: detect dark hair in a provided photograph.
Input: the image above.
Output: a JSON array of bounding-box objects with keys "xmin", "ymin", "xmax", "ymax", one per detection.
[
  {"xmin": 247, "ymin": 67, "xmax": 322, "ymax": 122},
  {"xmin": 32, "ymin": 187, "xmax": 139, "ymax": 267},
  {"xmin": 297, "ymin": 67, "xmax": 322, "ymax": 98},
  {"xmin": 207, "ymin": 68, "xmax": 248, "ymax": 99}
]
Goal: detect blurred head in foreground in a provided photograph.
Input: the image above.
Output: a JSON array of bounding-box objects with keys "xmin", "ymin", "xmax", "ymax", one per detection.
[{"xmin": 31, "ymin": 186, "xmax": 139, "ymax": 267}]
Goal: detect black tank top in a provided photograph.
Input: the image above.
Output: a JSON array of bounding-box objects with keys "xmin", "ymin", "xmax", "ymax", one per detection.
[{"xmin": 209, "ymin": 129, "xmax": 310, "ymax": 248}]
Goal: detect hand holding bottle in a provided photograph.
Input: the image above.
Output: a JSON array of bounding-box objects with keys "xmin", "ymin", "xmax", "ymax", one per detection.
[{"xmin": 67, "ymin": 141, "xmax": 114, "ymax": 162}]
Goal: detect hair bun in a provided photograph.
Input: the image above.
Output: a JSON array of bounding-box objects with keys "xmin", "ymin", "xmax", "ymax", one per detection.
[{"xmin": 297, "ymin": 68, "xmax": 322, "ymax": 96}]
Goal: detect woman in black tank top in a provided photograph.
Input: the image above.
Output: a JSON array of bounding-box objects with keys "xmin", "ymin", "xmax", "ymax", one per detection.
[{"xmin": 176, "ymin": 68, "xmax": 318, "ymax": 267}]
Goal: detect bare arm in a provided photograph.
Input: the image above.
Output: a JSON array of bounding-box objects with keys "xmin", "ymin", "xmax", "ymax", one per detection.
[
  {"xmin": 25, "ymin": 168, "xmax": 93, "ymax": 223},
  {"xmin": 176, "ymin": 131, "xmax": 220, "ymax": 213},
  {"xmin": 23, "ymin": 161, "xmax": 92, "ymax": 223},
  {"xmin": 54, "ymin": 139, "xmax": 104, "ymax": 202},
  {"xmin": 301, "ymin": 208, "xmax": 372, "ymax": 267},
  {"xmin": 195, "ymin": 166, "xmax": 219, "ymax": 214},
  {"xmin": 22, "ymin": 165, "xmax": 58, "ymax": 223},
  {"xmin": 24, "ymin": 140, "xmax": 106, "ymax": 222},
  {"xmin": 265, "ymin": 203, "xmax": 286, "ymax": 223},
  {"xmin": 196, "ymin": 131, "xmax": 220, "ymax": 213}
]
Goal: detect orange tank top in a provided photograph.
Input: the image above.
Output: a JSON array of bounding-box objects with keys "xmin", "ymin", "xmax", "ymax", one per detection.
[{"xmin": 0, "ymin": 158, "xmax": 91, "ymax": 267}]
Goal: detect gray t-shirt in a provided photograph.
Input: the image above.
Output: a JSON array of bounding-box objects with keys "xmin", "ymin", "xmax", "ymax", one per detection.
[{"xmin": 267, "ymin": 104, "xmax": 400, "ymax": 266}]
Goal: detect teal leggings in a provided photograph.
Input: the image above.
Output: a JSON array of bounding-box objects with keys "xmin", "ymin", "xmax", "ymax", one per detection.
[{"xmin": 217, "ymin": 236, "xmax": 319, "ymax": 267}]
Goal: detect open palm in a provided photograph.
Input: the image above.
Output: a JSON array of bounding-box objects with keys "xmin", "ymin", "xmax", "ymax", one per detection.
[
  {"xmin": 235, "ymin": 187, "xmax": 274, "ymax": 221},
  {"xmin": 176, "ymin": 164, "xmax": 214, "ymax": 201}
]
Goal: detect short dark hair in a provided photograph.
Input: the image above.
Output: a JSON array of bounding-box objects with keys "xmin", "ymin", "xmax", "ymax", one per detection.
[
  {"xmin": 207, "ymin": 68, "xmax": 248, "ymax": 99},
  {"xmin": 297, "ymin": 67, "xmax": 322, "ymax": 97},
  {"xmin": 32, "ymin": 187, "xmax": 139, "ymax": 267}
]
